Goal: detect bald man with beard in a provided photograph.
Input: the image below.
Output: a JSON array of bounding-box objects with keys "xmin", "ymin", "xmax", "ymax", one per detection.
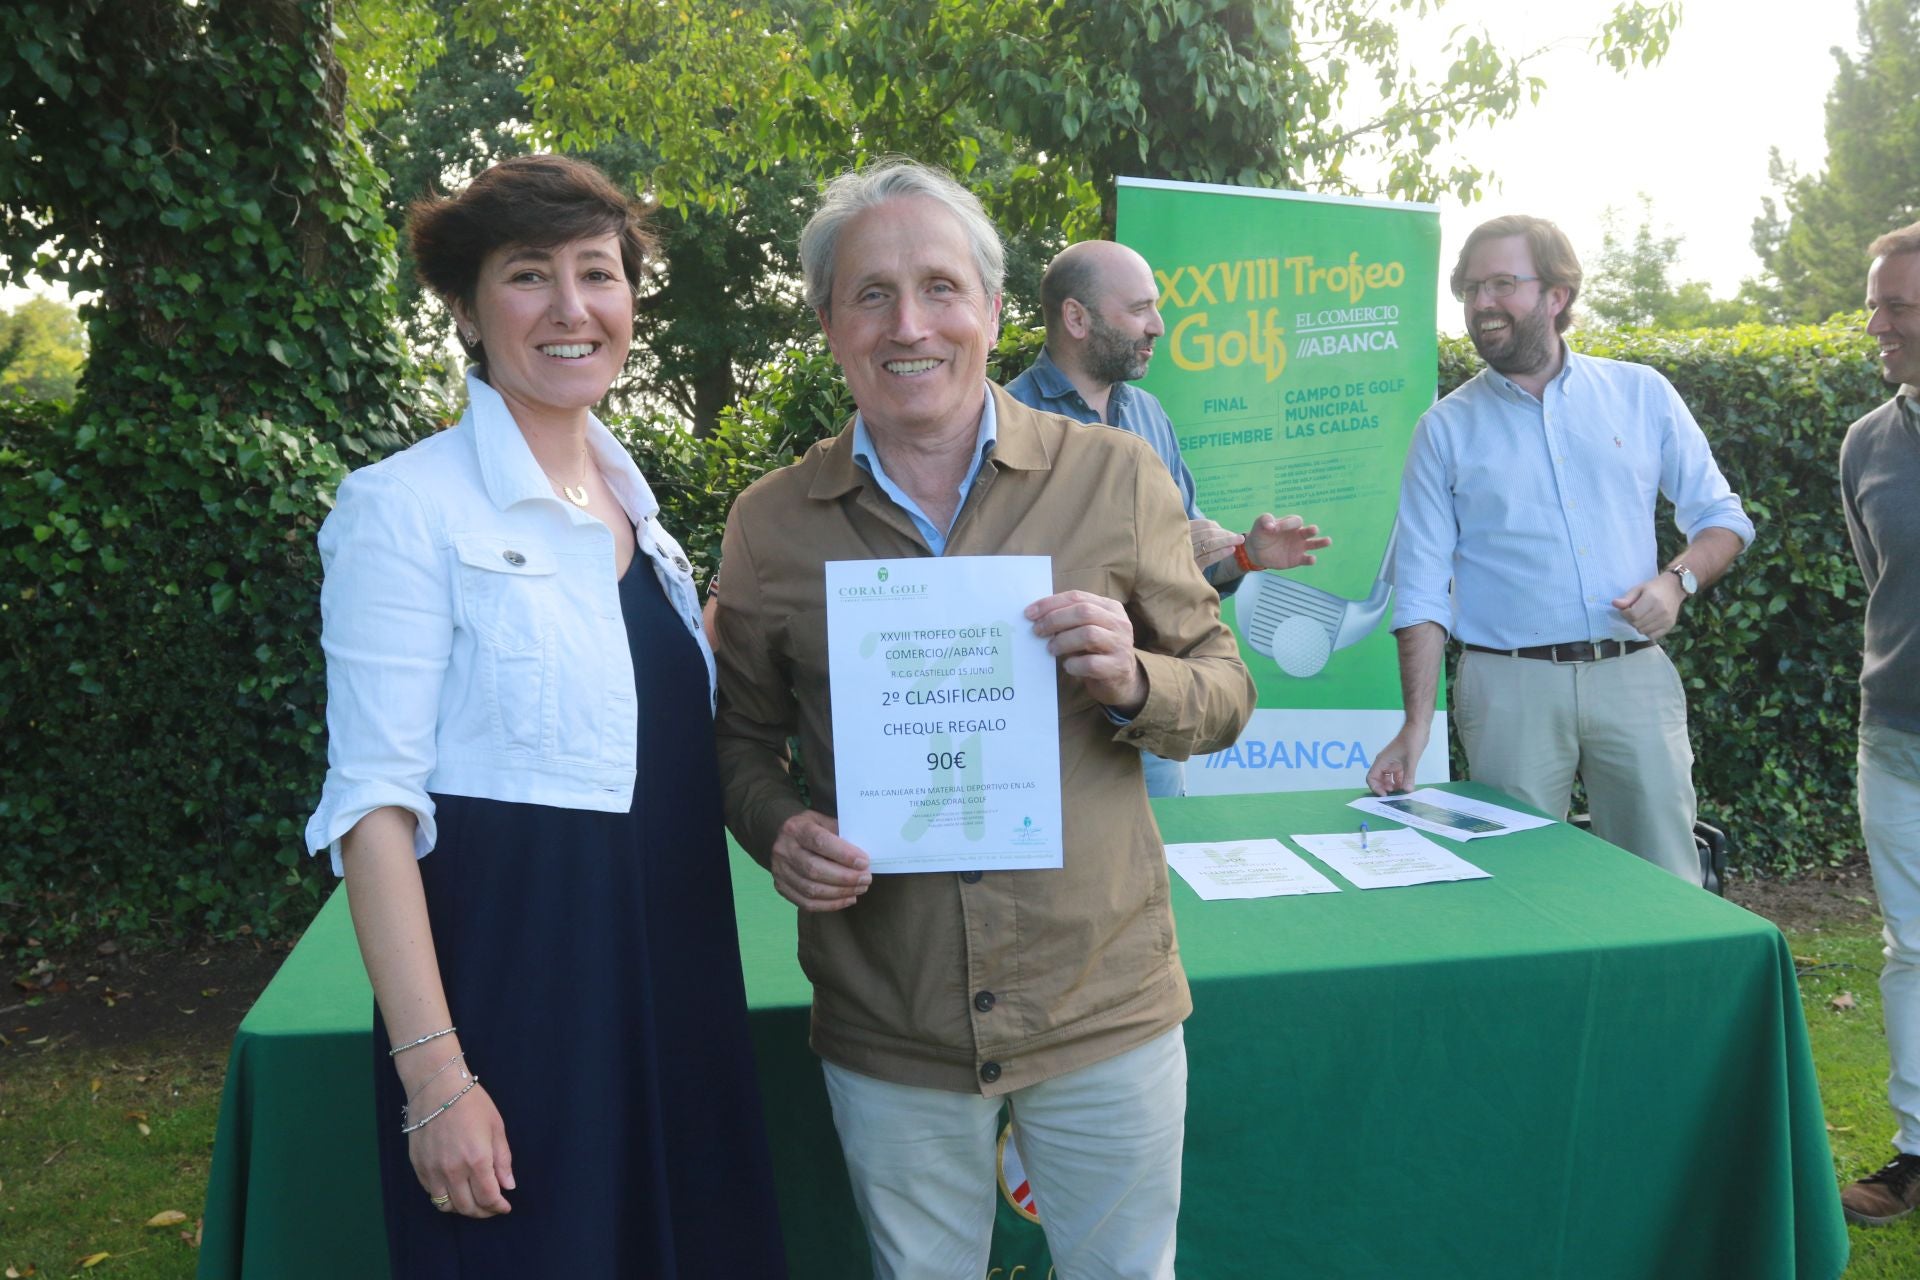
[{"xmin": 1006, "ymin": 240, "xmax": 1329, "ymax": 795}]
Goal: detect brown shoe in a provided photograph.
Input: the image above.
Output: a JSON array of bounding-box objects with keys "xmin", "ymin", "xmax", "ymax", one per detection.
[{"xmin": 1841, "ymin": 1152, "xmax": 1920, "ymax": 1225}]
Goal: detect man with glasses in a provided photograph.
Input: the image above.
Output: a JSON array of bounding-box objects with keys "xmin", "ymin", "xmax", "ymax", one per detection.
[{"xmin": 1365, "ymin": 214, "xmax": 1753, "ymax": 881}]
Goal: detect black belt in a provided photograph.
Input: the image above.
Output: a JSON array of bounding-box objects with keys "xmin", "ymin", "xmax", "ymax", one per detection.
[{"xmin": 1463, "ymin": 639, "xmax": 1656, "ymax": 664}]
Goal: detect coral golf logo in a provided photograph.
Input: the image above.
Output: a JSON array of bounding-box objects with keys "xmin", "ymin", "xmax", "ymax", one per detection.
[
  {"xmin": 878, "ymin": 566, "xmax": 889, "ymax": 582},
  {"xmin": 997, "ymin": 1120, "xmax": 1042, "ymax": 1224}
]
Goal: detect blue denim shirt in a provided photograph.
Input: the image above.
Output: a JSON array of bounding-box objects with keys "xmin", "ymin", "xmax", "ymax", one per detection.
[
  {"xmin": 1394, "ymin": 345, "xmax": 1755, "ymax": 648},
  {"xmin": 1005, "ymin": 347, "xmax": 1201, "ymax": 519}
]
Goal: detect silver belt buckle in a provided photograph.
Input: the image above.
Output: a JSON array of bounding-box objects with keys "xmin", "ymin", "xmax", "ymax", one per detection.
[{"xmin": 1550, "ymin": 644, "xmax": 1573, "ymax": 665}]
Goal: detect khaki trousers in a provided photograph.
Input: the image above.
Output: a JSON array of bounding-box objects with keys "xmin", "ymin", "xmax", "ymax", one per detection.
[{"xmin": 1454, "ymin": 646, "xmax": 1700, "ymax": 881}]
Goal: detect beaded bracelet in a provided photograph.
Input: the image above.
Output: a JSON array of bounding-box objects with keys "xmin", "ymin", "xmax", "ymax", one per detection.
[
  {"xmin": 1234, "ymin": 543, "xmax": 1258, "ymax": 574},
  {"xmin": 401, "ymin": 1074, "xmax": 481, "ymax": 1135},
  {"xmin": 388, "ymin": 1025, "xmax": 456, "ymax": 1058}
]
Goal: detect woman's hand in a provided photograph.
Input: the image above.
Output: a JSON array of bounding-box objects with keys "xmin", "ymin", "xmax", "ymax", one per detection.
[{"xmin": 408, "ymin": 1078, "xmax": 515, "ymax": 1218}]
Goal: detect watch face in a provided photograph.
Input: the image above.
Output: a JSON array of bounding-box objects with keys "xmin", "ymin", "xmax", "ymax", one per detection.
[{"xmin": 1678, "ymin": 567, "xmax": 1698, "ymax": 595}]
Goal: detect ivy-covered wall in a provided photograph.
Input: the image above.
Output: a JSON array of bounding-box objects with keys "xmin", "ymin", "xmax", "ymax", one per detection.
[
  {"xmin": 1491, "ymin": 324, "xmax": 1885, "ymax": 873},
  {"xmin": 0, "ymin": 0, "xmax": 416, "ymax": 949}
]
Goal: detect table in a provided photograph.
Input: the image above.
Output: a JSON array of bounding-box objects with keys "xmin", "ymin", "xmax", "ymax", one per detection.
[{"xmin": 199, "ymin": 786, "xmax": 1848, "ymax": 1279}]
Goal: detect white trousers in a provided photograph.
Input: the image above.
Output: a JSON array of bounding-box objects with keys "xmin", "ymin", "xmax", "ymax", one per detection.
[
  {"xmin": 1455, "ymin": 646, "xmax": 1700, "ymax": 881},
  {"xmin": 821, "ymin": 1025, "xmax": 1187, "ymax": 1280},
  {"xmin": 1860, "ymin": 724, "xmax": 1920, "ymax": 1155}
]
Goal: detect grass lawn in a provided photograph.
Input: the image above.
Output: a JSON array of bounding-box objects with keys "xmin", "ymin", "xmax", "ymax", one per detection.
[
  {"xmin": 0, "ymin": 1045, "xmax": 225, "ymax": 1278},
  {"xmin": 2, "ymin": 916, "xmax": 1918, "ymax": 1276},
  {"xmin": 1785, "ymin": 920, "xmax": 1920, "ymax": 1278}
]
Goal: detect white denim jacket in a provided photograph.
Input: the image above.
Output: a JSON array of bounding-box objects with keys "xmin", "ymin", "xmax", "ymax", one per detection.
[{"xmin": 305, "ymin": 373, "xmax": 713, "ymax": 874}]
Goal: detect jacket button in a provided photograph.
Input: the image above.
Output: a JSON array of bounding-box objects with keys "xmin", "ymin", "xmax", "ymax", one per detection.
[
  {"xmin": 973, "ymin": 990, "xmax": 995, "ymax": 1013},
  {"xmin": 502, "ymin": 550, "xmax": 526, "ymax": 567},
  {"xmin": 673, "ymin": 555, "xmax": 689, "ymax": 572},
  {"xmin": 979, "ymin": 1061, "xmax": 1001, "ymax": 1084},
  {"xmin": 959, "ymin": 870, "xmax": 983, "ymax": 884}
]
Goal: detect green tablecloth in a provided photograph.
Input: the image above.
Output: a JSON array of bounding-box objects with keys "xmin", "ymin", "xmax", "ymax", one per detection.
[{"xmin": 199, "ymin": 786, "xmax": 1847, "ymax": 1278}]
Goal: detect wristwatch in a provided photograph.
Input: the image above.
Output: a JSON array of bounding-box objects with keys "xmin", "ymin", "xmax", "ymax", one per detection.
[{"xmin": 1666, "ymin": 562, "xmax": 1698, "ymax": 596}]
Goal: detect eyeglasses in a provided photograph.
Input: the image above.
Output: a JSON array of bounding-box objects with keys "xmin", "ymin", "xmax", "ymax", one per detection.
[{"xmin": 1454, "ymin": 274, "xmax": 1540, "ymax": 302}]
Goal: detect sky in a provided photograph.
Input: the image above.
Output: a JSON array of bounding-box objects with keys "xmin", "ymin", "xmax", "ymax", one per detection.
[
  {"xmin": 1388, "ymin": 0, "xmax": 1863, "ymax": 330},
  {"xmin": 2, "ymin": 0, "xmax": 1867, "ymax": 319}
]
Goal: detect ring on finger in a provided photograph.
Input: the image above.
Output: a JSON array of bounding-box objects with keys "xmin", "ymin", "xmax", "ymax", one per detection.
[{"xmin": 430, "ymin": 1192, "xmax": 452, "ymax": 1207}]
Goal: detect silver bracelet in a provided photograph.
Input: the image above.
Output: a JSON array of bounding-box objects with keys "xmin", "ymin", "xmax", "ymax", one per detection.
[
  {"xmin": 387, "ymin": 1025, "xmax": 456, "ymax": 1058},
  {"xmin": 404, "ymin": 1051, "xmax": 468, "ymax": 1111},
  {"xmin": 401, "ymin": 1074, "xmax": 481, "ymax": 1135}
]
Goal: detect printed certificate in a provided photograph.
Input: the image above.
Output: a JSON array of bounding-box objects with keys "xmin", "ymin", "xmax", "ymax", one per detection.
[
  {"xmin": 826, "ymin": 556, "xmax": 1062, "ymax": 873},
  {"xmin": 1164, "ymin": 839, "xmax": 1342, "ymax": 900}
]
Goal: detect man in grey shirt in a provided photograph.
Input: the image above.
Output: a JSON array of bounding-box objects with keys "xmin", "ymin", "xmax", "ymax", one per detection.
[
  {"xmin": 1839, "ymin": 218, "xmax": 1920, "ymax": 1226},
  {"xmin": 1006, "ymin": 240, "xmax": 1328, "ymax": 794}
]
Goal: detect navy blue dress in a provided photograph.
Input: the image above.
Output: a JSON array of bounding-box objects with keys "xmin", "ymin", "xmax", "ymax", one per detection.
[{"xmin": 371, "ymin": 555, "xmax": 787, "ymax": 1277}]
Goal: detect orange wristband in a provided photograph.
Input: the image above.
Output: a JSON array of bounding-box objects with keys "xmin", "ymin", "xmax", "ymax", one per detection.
[{"xmin": 1234, "ymin": 543, "xmax": 1258, "ymax": 573}]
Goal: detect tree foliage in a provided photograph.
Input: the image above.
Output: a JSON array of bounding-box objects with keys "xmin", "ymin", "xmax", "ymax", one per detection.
[
  {"xmin": 1752, "ymin": 0, "xmax": 1920, "ymax": 322},
  {"xmin": 0, "ymin": 296, "xmax": 87, "ymax": 405},
  {"xmin": 396, "ymin": 0, "xmax": 1681, "ymax": 241},
  {"xmin": 1586, "ymin": 196, "xmax": 1761, "ymax": 330},
  {"xmin": 337, "ymin": 0, "xmax": 1680, "ymax": 429},
  {"xmin": 362, "ymin": 3, "xmax": 819, "ymax": 435}
]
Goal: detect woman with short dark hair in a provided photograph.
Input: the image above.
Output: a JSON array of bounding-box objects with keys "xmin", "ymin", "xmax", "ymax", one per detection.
[{"xmin": 305, "ymin": 153, "xmax": 786, "ymax": 1276}]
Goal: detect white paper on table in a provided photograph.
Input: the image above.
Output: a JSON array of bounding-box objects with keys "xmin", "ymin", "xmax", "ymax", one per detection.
[
  {"xmin": 1164, "ymin": 839, "xmax": 1342, "ymax": 901},
  {"xmin": 826, "ymin": 555, "xmax": 1061, "ymax": 873},
  {"xmin": 1347, "ymin": 787, "xmax": 1555, "ymax": 842},
  {"xmin": 1292, "ymin": 828, "xmax": 1491, "ymax": 889}
]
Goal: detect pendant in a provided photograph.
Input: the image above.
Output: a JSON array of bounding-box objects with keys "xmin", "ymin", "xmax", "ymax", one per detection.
[{"xmin": 562, "ymin": 485, "xmax": 590, "ymax": 508}]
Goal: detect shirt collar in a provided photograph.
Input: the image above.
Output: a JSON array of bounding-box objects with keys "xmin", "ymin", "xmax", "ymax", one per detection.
[
  {"xmin": 850, "ymin": 384, "xmax": 999, "ymax": 486},
  {"xmin": 1028, "ymin": 345, "xmax": 1128, "ymax": 419},
  {"xmin": 464, "ymin": 369, "xmax": 658, "ymax": 525},
  {"xmin": 1482, "ymin": 339, "xmax": 1578, "ymax": 403},
  {"xmin": 810, "ymin": 382, "xmax": 1050, "ymax": 501},
  {"xmin": 1023, "ymin": 346, "xmax": 1080, "ymax": 399}
]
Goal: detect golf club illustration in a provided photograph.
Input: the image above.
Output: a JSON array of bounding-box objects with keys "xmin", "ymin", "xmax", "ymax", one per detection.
[{"xmin": 1233, "ymin": 521, "xmax": 1399, "ymax": 678}]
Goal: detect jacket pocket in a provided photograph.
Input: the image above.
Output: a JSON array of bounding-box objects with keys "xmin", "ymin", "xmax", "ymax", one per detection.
[
  {"xmin": 453, "ymin": 536, "xmax": 558, "ymax": 755},
  {"xmin": 453, "ymin": 536, "xmax": 557, "ymax": 653}
]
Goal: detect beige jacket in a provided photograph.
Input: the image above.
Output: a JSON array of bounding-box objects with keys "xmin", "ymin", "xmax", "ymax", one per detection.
[{"xmin": 714, "ymin": 383, "xmax": 1254, "ymax": 1095}]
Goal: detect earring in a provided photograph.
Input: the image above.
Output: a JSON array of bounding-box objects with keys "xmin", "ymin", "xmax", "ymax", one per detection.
[{"xmin": 461, "ymin": 330, "xmax": 478, "ymax": 345}]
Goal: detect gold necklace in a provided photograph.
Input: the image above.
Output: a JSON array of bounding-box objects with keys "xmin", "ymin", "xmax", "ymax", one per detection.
[{"xmin": 544, "ymin": 451, "xmax": 592, "ymax": 508}]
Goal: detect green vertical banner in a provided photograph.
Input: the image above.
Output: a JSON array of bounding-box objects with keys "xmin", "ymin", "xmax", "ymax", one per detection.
[{"xmin": 1117, "ymin": 179, "xmax": 1448, "ymax": 794}]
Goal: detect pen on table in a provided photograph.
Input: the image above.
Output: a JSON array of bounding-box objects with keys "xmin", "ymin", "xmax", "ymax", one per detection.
[{"xmin": 1359, "ymin": 822, "xmax": 1369, "ymax": 850}]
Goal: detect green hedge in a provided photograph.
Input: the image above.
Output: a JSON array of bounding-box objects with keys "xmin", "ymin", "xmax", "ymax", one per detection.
[{"xmin": 1457, "ymin": 324, "xmax": 1884, "ymax": 873}]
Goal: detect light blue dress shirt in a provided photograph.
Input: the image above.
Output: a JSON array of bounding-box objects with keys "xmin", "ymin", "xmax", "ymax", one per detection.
[
  {"xmin": 849, "ymin": 388, "xmax": 998, "ymax": 555},
  {"xmin": 1005, "ymin": 347, "xmax": 1201, "ymax": 519},
  {"xmin": 1393, "ymin": 345, "xmax": 1755, "ymax": 648}
]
